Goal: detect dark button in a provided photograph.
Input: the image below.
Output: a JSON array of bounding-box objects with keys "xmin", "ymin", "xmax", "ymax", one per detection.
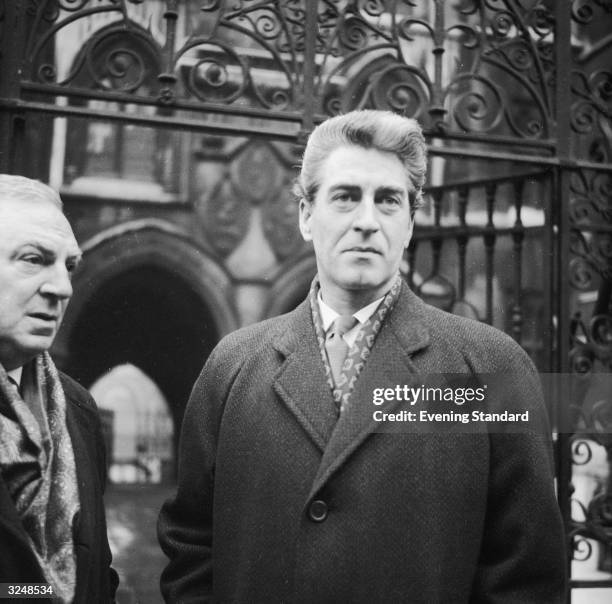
[{"xmin": 308, "ymin": 499, "xmax": 328, "ymax": 522}]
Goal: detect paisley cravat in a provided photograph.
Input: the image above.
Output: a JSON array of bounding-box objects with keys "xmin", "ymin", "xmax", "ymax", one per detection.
[{"xmin": 325, "ymin": 315, "xmax": 358, "ymax": 387}]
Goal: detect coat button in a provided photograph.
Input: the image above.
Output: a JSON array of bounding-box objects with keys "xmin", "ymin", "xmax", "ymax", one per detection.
[{"xmin": 308, "ymin": 499, "xmax": 328, "ymax": 522}]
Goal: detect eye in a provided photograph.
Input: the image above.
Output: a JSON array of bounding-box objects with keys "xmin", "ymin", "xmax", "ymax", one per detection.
[
  {"xmin": 332, "ymin": 191, "xmax": 352, "ymax": 203},
  {"xmin": 22, "ymin": 253, "xmax": 44, "ymax": 265},
  {"xmin": 377, "ymin": 194, "xmax": 402, "ymax": 211},
  {"xmin": 331, "ymin": 190, "xmax": 359, "ymax": 208}
]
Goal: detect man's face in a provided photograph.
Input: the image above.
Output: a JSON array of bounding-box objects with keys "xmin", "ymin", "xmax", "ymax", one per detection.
[
  {"xmin": 0, "ymin": 198, "xmax": 81, "ymax": 370},
  {"xmin": 299, "ymin": 144, "xmax": 414, "ymax": 305}
]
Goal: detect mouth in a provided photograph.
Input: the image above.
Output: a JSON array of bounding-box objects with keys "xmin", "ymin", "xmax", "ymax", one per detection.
[
  {"xmin": 29, "ymin": 312, "xmax": 59, "ymax": 322},
  {"xmin": 345, "ymin": 246, "xmax": 382, "ymax": 255}
]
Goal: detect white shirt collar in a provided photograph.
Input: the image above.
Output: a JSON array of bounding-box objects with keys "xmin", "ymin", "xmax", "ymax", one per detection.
[
  {"xmin": 7, "ymin": 366, "xmax": 23, "ymax": 386},
  {"xmin": 317, "ymin": 289, "xmax": 384, "ymax": 332}
]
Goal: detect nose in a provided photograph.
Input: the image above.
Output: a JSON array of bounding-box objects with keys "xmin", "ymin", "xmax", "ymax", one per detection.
[
  {"xmin": 39, "ymin": 264, "xmax": 73, "ymax": 300},
  {"xmin": 352, "ymin": 194, "xmax": 379, "ymax": 234}
]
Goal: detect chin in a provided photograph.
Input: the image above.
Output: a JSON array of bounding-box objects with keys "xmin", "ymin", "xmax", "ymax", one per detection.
[
  {"xmin": 338, "ymin": 271, "xmax": 389, "ymax": 292},
  {"xmin": 20, "ymin": 338, "xmax": 54, "ymax": 357}
]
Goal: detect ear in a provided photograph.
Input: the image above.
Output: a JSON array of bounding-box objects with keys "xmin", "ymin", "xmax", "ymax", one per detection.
[
  {"xmin": 298, "ymin": 199, "xmax": 313, "ymax": 242},
  {"xmin": 403, "ymin": 214, "xmax": 414, "ymax": 249}
]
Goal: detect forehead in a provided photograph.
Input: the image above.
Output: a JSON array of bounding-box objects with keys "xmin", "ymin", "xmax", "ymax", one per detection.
[
  {"xmin": 0, "ymin": 198, "xmax": 79, "ymax": 254},
  {"xmin": 317, "ymin": 145, "xmax": 410, "ymax": 191}
]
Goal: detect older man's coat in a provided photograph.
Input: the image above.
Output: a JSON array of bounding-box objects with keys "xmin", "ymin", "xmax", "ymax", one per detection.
[
  {"xmin": 0, "ymin": 372, "xmax": 118, "ymax": 603},
  {"xmin": 159, "ymin": 283, "xmax": 566, "ymax": 603}
]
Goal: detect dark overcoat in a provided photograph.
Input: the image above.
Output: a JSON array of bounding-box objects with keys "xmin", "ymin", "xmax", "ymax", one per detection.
[
  {"xmin": 0, "ymin": 372, "xmax": 119, "ymax": 603},
  {"xmin": 159, "ymin": 283, "xmax": 566, "ymax": 603}
]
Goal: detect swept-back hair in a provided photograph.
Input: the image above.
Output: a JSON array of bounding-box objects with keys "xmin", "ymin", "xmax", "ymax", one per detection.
[
  {"xmin": 0, "ymin": 174, "xmax": 63, "ymax": 209},
  {"xmin": 295, "ymin": 110, "xmax": 427, "ymax": 212}
]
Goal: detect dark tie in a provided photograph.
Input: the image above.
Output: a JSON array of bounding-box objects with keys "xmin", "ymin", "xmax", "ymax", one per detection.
[{"xmin": 325, "ymin": 315, "xmax": 358, "ymax": 387}]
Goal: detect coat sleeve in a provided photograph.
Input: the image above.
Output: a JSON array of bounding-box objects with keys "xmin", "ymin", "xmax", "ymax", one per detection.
[
  {"xmin": 470, "ymin": 351, "xmax": 567, "ymax": 603},
  {"xmin": 157, "ymin": 344, "xmax": 239, "ymax": 603}
]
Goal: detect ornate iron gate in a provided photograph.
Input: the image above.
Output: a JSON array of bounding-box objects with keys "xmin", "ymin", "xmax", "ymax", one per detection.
[{"xmin": 0, "ymin": 1, "xmax": 611, "ymax": 599}]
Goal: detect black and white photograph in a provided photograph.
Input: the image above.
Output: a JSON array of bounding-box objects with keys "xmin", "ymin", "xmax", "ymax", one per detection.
[{"xmin": 0, "ymin": 1, "xmax": 611, "ymax": 603}]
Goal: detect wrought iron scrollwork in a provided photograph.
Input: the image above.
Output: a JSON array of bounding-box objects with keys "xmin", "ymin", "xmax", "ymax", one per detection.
[
  {"xmin": 23, "ymin": 1, "xmax": 303, "ymax": 110},
  {"xmin": 567, "ymin": 271, "xmax": 612, "ymax": 571},
  {"xmin": 311, "ymin": 0, "xmax": 555, "ymax": 137},
  {"xmin": 16, "ymin": 1, "xmax": 560, "ymax": 139},
  {"xmin": 565, "ymin": 12, "xmax": 612, "ymax": 553},
  {"xmin": 571, "ymin": 532, "xmax": 594, "ymax": 562},
  {"xmin": 569, "ymin": 431, "xmax": 612, "ymax": 566}
]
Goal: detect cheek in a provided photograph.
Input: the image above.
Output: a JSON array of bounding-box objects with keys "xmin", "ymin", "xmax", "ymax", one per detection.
[
  {"xmin": 386, "ymin": 222, "xmax": 412, "ymax": 248},
  {"xmin": 311, "ymin": 221, "xmax": 336, "ymax": 247},
  {"xmin": 0, "ymin": 307, "xmax": 20, "ymax": 333},
  {"xmin": 0, "ymin": 289, "xmax": 35, "ymax": 320},
  {"xmin": 0, "ymin": 292, "xmax": 20, "ymax": 313}
]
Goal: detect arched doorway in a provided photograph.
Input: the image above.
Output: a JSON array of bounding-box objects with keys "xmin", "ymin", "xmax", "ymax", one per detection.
[
  {"xmin": 55, "ymin": 223, "xmax": 239, "ymax": 440},
  {"xmin": 90, "ymin": 364, "xmax": 173, "ymax": 484},
  {"xmin": 65, "ymin": 262, "xmax": 218, "ymax": 438}
]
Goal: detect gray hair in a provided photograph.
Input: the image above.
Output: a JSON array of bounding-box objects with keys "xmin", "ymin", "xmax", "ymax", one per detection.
[
  {"xmin": 0, "ymin": 174, "xmax": 63, "ymax": 209},
  {"xmin": 295, "ymin": 110, "xmax": 427, "ymax": 213}
]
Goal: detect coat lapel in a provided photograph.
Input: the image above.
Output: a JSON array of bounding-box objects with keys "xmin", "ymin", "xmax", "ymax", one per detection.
[
  {"xmin": 272, "ymin": 300, "xmax": 339, "ymax": 451},
  {"xmin": 309, "ymin": 283, "xmax": 431, "ymax": 498},
  {"xmin": 271, "ymin": 285, "xmax": 432, "ymax": 495},
  {"xmin": 64, "ymin": 386, "xmax": 98, "ymax": 601}
]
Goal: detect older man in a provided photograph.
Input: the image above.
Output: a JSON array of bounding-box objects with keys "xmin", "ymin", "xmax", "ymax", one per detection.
[
  {"xmin": 0, "ymin": 175, "xmax": 118, "ymax": 602},
  {"xmin": 159, "ymin": 111, "xmax": 566, "ymax": 603}
]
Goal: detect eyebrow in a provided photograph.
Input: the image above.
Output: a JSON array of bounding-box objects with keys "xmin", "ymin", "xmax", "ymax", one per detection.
[
  {"xmin": 330, "ymin": 184, "xmax": 406, "ymax": 193},
  {"xmin": 329, "ymin": 184, "xmax": 361, "ymax": 194},
  {"xmin": 19, "ymin": 242, "xmax": 82, "ymax": 263},
  {"xmin": 375, "ymin": 186, "xmax": 406, "ymax": 197},
  {"xmin": 329, "ymin": 184, "xmax": 408, "ymax": 200}
]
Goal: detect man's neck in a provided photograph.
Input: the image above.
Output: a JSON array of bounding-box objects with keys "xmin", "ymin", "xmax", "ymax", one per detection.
[{"xmin": 319, "ymin": 276, "xmax": 398, "ymax": 315}]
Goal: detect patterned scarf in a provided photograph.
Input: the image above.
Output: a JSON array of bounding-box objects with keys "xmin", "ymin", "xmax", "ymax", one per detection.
[
  {"xmin": 0, "ymin": 353, "xmax": 79, "ymax": 603},
  {"xmin": 310, "ymin": 275, "xmax": 402, "ymax": 414}
]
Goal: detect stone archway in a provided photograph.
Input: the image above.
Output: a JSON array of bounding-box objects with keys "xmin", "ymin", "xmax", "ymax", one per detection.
[{"xmin": 54, "ymin": 220, "xmax": 239, "ymax": 433}]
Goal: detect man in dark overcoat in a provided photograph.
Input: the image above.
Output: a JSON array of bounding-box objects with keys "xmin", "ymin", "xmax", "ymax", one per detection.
[
  {"xmin": 0, "ymin": 175, "xmax": 118, "ymax": 602},
  {"xmin": 158, "ymin": 111, "xmax": 566, "ymax": 603}
]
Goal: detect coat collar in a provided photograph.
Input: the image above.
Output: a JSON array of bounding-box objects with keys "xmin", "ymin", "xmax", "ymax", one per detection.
[
  {"xmin": 272, "ymin": 281, "xmax": 431, "ymax": 491},
  {"xmin": 273, "ymin": 280, "xmax": 430, "ymax": 358},
  {"xmin": 61, "ymin": 377, "xmax": 100, "ymax": 602}
]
